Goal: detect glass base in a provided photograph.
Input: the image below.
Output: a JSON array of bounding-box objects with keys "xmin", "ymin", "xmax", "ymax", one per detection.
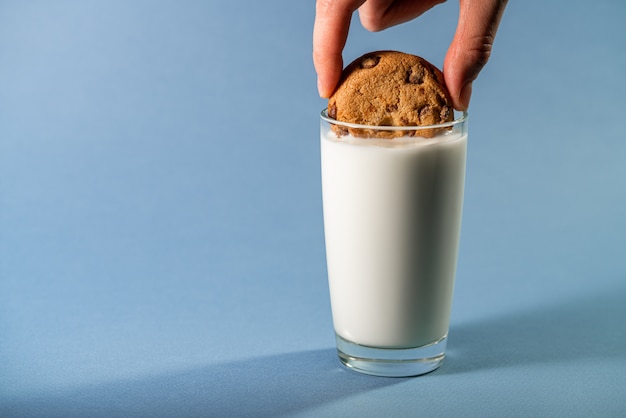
[{"xmin": 335, "ymin": 333, "xmax": 447, "ymax": 377}]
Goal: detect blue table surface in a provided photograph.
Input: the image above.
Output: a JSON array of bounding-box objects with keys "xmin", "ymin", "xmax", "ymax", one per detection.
[{"xmin": 1, "ymin": 1, "xmax": 625, "ymax": 416}]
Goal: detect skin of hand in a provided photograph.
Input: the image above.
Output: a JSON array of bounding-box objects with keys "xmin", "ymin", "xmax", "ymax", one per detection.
[{"xmin": 313, "ymin": 0, "xmax": 508, "ymax": 111}]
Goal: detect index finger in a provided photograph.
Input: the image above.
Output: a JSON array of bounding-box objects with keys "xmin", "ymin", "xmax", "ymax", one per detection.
[{"xmin": 313, "ymin": 0, "xmax": 366, "ymax": 98}]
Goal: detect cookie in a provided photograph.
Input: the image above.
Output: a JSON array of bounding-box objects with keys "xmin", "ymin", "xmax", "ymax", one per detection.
[{"xmin": 328, "ymin": 51, "xmax": 454, "ymax": 138}]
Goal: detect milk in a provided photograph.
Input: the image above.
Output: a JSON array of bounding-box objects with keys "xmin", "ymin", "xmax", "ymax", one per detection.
[{"xmin": 321, "ymin": 129, "xmax": 467, "ymax": 349}]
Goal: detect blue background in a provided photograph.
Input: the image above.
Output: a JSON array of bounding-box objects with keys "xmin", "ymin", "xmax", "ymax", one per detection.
[{"xmin": 1, "ymin": 0, "xmax": 625, "ymax": 416}]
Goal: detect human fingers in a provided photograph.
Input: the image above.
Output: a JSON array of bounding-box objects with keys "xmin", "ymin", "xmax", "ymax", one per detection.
[
  {"xmin": 358, "ymin": 0, "xmax": 447, "ymax": 32},
  {"xmin": 444, "ymin": 0, "xmax": 508, "ymax": 110},
  {"xmin": 313, "ymin": 0, "xmax": 367, "ymax": 98}
]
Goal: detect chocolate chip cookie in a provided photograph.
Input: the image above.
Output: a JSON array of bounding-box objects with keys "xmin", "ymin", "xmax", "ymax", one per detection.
[{"xmin": 328, "ymin": 51, "xmax": 454, "ymax": 138}]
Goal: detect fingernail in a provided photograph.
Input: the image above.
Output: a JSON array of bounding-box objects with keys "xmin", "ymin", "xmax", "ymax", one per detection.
[{"xmin": 460, "ymin": 82, "xmax": 473, "ymax": 110}]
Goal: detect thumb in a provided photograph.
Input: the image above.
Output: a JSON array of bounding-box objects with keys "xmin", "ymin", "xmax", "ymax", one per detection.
[{"xmin": 444, "ymin": 0, "xmax": 507, "ymax": 110}]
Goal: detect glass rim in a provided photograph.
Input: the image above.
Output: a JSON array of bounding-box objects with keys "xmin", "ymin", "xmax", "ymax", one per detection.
[{"xmin": 320, "ymin": 108, "xmax": 468, "ymax": 131}]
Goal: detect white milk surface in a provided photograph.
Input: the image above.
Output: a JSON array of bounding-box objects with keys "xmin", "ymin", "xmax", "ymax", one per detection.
[{"xmin": 321, "ymin": 129, "xmax": 467, "ymax": 348}]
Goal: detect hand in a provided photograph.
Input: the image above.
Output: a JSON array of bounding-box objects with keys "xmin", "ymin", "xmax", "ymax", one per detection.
[{"xmin": 313, "ymin": 0, "xmax": 508, "ymax": 110}]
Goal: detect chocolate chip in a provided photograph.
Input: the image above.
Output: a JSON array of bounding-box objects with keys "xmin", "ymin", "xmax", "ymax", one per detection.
[
  {"xmin": 385, "ymin": 103, "xmax": 398, "ymax": 113},
  {"xmin": 360, "ymin": 56, "xmax": 380, "ymax": 69},
  {"xmin": 328, "ymin": 104, "xmax": 337, "ymax": 119},
  {"xmin": 440, "ymin": 105, "xmax": 451, "ymax": 121},
  {"xmin": 406, "ymin": 66, "xmax": 425, "ymax": 84},
  {"xmin": 436, "ymin": 93, "xmax": 447, "ymax": 107},
  {"xmin": 419, "ymin": 105, "xmax": 433, "ymax": 123}
]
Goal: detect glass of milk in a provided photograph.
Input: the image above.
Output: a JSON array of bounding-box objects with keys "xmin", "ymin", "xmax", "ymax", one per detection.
[{"xmin": 320, "ymin": 109, "xmax": 468, "ymax": 377}]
